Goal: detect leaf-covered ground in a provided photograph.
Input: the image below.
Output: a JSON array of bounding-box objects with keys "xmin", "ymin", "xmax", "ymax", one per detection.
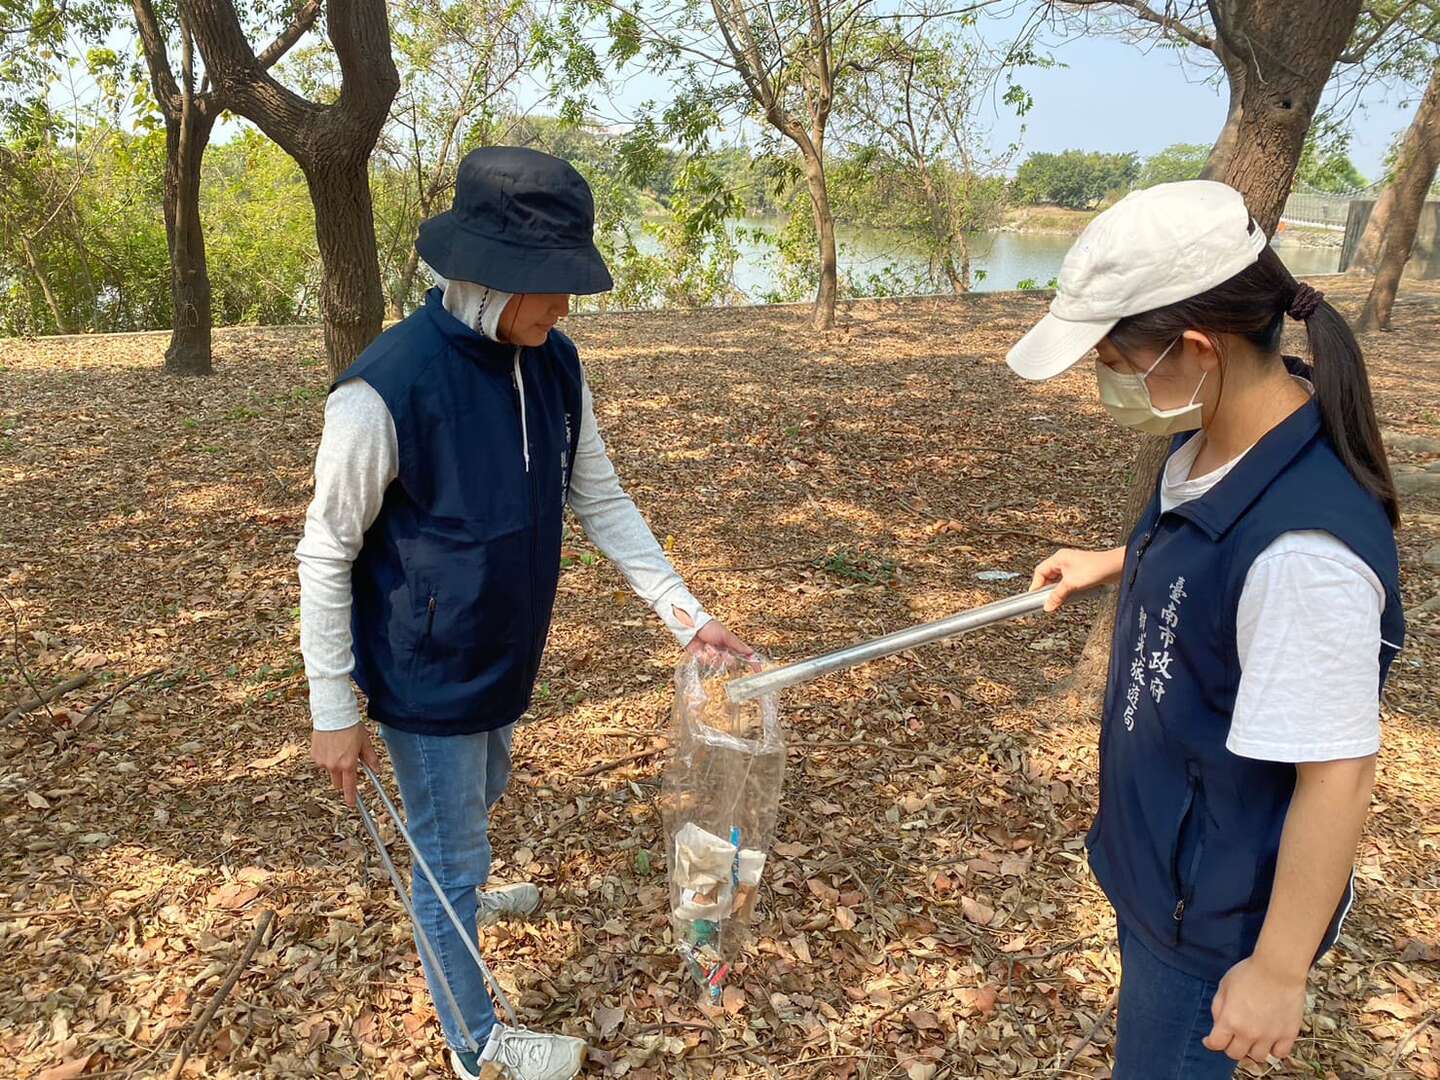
[{"xmin": 2, "ymin": 277, "xmax": 1438, "ymax": 1080}]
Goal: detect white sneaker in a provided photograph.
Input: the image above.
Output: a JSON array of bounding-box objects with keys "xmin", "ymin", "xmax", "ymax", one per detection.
[
  {"xmin": 449, "ymin": 1048, "xmax": 485, "ymax": 1080},
  {"xmin": 475, "ymin": 882, "xmax": 540, "ymax": 928},
  {"xmin": 452, "ymin": 1023, "xmax": 585, "ymax": 1080}
]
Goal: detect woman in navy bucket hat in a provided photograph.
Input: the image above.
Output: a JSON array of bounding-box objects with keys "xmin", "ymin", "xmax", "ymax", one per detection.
[
  {"xmin": 1008, "ymin": 181, "xmax": 1404, "ymax": 1077},
  {"xmin": 416, "ymin": 146, "xmax": 615, "ymax": 297},
  {"xmin": 296, "ymin": 147, "xmax": 750, "ymax": 1079}
]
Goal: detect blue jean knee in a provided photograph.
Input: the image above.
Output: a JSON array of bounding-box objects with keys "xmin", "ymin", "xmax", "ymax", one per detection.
[
  {"xmin": 1113, "ymin": 922, "xmax": 1237, "ymax": 1080},
  {"xmin": 379, "ymin": 723, "xmax": 515, "ymax": 1051}
]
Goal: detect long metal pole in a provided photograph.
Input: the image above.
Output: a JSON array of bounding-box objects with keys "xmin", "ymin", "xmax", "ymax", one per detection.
[{"xmin": 724, "ymin": 586, "xmax": 1056, "ymax": 703}]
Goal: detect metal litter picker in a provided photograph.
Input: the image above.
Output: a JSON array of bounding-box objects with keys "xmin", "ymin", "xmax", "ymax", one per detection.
[
  {"xmin": 724, "ymin": 585, "xmax": 1057, "ymax": 704},
  {"xmin": 355, "ymin": 763, "xmax": 586, "ymax": 1079},
  {"xmin": 661, "ymin": 585, "xmax": 1056, "ymax": 1000}
]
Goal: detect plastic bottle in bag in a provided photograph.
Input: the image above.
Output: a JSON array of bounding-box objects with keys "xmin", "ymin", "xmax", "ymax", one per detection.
[{"xmin": 659, "ymin": 652, "xmax": 785, "ymax": 999}]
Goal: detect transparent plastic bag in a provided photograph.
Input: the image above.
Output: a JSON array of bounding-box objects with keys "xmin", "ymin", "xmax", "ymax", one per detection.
[{"xmin": 659, "ymin": 652, "xmax": 785, "ymax": 999}]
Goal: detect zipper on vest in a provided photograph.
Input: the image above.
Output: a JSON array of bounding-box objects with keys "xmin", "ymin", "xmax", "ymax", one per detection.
[
  {"xmin": 512, "ymin": 349, "xmax": 531, "ymax": 473},
  {"xmin": 1170, "ymin": 765, "xmax": 1205, "ymax": 945},
  {"xmin": 1127, "ymin": 522, "xmax": 1159, "ymax": 588},
  {"xmin": 512, "ymin": 345, "xmax": 542, "ymax": 685},
  {"xmin": 425, "ymin": 594, "xmax": 436, "ymax": 636}
]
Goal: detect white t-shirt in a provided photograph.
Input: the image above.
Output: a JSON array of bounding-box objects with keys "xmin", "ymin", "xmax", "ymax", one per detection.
[{"xmin": 1158, "ymin": 430, "xmax": 1384, "ymax": 763}]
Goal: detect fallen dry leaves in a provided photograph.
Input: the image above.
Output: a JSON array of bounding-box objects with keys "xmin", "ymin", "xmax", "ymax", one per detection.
[{"xmin": 1, "ymin": 279, "xmax": 1437, "ymax": 1078}]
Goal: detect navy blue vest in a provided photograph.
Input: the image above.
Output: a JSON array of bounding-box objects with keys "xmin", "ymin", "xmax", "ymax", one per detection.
[
  {"xmin": 1091, "ymin": 380, "xmax": 1404, "ymax": 982},
  {"xmin": 334, "ymin": 288, "xmax": 583, "ymax": 735}
]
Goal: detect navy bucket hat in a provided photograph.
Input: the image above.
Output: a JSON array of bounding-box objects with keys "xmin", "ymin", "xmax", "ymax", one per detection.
[{"xmin": 416, "ymin": 146, "xmax": 614, "ymax": 295}]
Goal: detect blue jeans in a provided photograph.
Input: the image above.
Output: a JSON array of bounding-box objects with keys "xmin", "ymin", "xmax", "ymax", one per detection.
[
  {"xmin": 380, "ymin": 723, "xmax": 514, "ymax": 1051},
  {"xmin": 1113, "ymin": 923, "xmax": 1237, "ymax": 1079}
]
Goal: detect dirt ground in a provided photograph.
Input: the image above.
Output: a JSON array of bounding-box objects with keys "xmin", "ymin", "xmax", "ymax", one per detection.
[{"xmin": 2, "ymin": 276, "xmax": 1437, "ymax": 1080}]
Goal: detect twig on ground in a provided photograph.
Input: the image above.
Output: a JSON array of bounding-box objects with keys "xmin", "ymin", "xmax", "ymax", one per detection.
[
  {"xmin": 1005, "ymin": 932, "xmax": 1101, "ymax": 988},
  {"xmin": 582, "ymin": 727, "xmax": 656, "ymax": 739},
  {"xmin": 1056, "ymin": 989, "xmax": 1118, "ymax": 1074},
  {"xmin": 867, "ymin": 984, "xmax": 958, "ymax": 1031},
  {"xmin": 629, "ymin": 1021, "xmax": 718, "ymax": 1035},
  {"xmin": 0, "ymin": 589, "xmax": 58, "ymax": 722},
  {"xmin": 83, "ymin": 668, "xmax": 165, "ymax": 722},
  {"xmin": 3, "ymin": 671, "xmax": 97, "ymax": 724},
  {"xmin": 689, "ymin": 1033, "xmax": 778, "ymax": 1062},
  {"xmin": 72, "ymin": 1033, "xmax": 181, "ymax": 1080},
  {"xmin": 1388, "ymin": 1009, "xmax": 1436, "ymax": 1077},
  {"xmin": 690, "ymin": 557, "xmax": 817, "ymax": 576},
  {"xmin": 577, "ymin": 744, "xmax": 666, "ymax": 778},
  {"xmin": 166, "ymin": 908, "xmax": 274, "ymax": 1080},
  {"xmin": 776, "ymin": 1053, "xmax": 868, "ymax": 1072},
  {"xmin": 953, "ymin": 526, "xmax": 1083, "ymax": 549},
  {"xmin": 801, "ymin": 739, "xmax": 942, "ymax": 761}
]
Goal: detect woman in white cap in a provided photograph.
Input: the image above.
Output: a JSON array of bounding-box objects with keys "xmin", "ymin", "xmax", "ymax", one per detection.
[{"xmin": 1007, "ymin": 180, "xmax": 1404, "ymax": 1077}]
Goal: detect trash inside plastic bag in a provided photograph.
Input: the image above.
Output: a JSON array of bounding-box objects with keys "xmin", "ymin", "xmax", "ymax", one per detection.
[{"xmin": 660, "ymin": 652, "xmax": 785, "ymax": 1000}]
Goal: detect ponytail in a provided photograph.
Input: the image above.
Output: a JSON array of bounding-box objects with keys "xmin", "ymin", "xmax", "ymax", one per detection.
[
  {"xmin": 1298, "ymin": 298, "xmax": 1400, "ymax": 526},
  {"xmin": 1110, "ymin": 244, "xmax": 1400, "ymax": 527}
]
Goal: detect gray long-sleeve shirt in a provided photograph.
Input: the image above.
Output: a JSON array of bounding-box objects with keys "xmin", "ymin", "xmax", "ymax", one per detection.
[{"xmin": 296, "ymin": 366, "xmax": 710, "ymax": 732}]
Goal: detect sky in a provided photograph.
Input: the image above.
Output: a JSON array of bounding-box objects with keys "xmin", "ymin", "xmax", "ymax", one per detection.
[
  {"xmin": 975, "ymin": 30, "xmax": 1417, "ymax": 180},
  {"xmin": 552, "ymin": 9, "xmax": 1423, "ymax": 184},
  {"xmin": 73, "ymin": 10, "xmax": 1426, "ymax": 182}
]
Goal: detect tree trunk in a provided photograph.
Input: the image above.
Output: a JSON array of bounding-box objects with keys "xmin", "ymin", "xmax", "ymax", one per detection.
[
  {"xmin": 1349, "ymin": 181, "xmax": 1397, "ymax": 273},
  {"xmin": 1204, "ymin": 0, "xmax": 1362, "ymax": 237},
  {"xmin": 163, "ymin": 105, "xmax": 217, "ymax": 375},
  {"xmin": 389, "ymin": 103, "xmax": 466, "ymax": 319},
  {"xmin": 390, "ymin": 243, "xmax": 423, "ymax": 320},
  {"xmin": 1200, "ymin": 49, "xmax": 1246, "ymax": 182},
  {"xmin": 800, "ymin": 150, "xmax": 837, "ymax": 331},
  {"xmin": 942, "ymin": 253, "xmax": 963, "ymax": 295},
  {"xmin": 1357, "ymin": 60, "xmax": 1440, "ymax": 332},
  {"xmin": 308, "ymin": 155, "xmax": 388, "ymax": 379},
  {"xmin": 1352, "ymin": 60, "xmax": 1440, "ymax": 278},
  {"xmin": 184, "ymin": 0, "xmax": 398, "ymax": 375},
  {"xmin": 63, "ymin": 211, "xmax": 101, "ymax": 329},
  {"xmin": 134, "ymin": 0, "xmax": 321, "ymax": 368},
  {"xmin": 17, "ymin": 235, "xmax": 70, "ymax": 333}
]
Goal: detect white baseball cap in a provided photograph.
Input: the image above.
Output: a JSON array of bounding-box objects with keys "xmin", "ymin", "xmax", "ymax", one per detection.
[{"xmin": 1005, "ymin": 180, "xmax": 1267, "ymax": 381}]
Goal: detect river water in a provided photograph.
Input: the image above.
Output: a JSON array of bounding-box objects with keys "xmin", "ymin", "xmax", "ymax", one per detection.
[{"xmin": 676, "ymin": 217, "xmax": 1341, "ymax": 301}]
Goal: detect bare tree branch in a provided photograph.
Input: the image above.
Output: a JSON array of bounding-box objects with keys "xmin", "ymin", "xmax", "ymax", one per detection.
[
  {"xmin": 131, "ymin": 0, "xmax": 181, "ymax": 112},
  {"xmin": 255, "ymin": 0, "xmax": 321, "ymax": 69},
  {"xmin": 1057, "ymin": 0, "xmax": 1216, "ymax": 50},
  {"xmin": 1339, "ymin": 0, "xmax": 1426, "ymax": 63},
  {"xmin": 1, "ymin": 0, "xmax": 67, "ymax": 38}
]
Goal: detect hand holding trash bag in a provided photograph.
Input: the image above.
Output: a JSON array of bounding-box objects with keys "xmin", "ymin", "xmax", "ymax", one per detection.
[{"xmin": 686, "ymin": 619, "xmax": 754, "ymax": 660}]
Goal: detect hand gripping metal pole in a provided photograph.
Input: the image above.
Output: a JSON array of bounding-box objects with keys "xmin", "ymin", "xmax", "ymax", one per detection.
[
  {"xmin": 356, "ymin": 762, "xmax": 520, "ymax": 1042},
  {"xmin": 724, "ymin": 585, "xmax": 1057, "ymax": 703}
]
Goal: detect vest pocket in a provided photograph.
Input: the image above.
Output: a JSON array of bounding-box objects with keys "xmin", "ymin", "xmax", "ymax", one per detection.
[
  {"xmin": 398, "ymin": 530, "xmax": 535, "ymax": 722},
  {"xmin": 1169, "ymin": 764, "xmax": 1207, "ymax": 945},
  {"xmin": 408, "ymin": 589, "xmax": 437, "ymax": 686}
]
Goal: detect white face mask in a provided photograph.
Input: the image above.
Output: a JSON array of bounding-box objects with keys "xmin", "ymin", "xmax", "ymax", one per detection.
[{"xmin": 1096, "ymin": 337, "xmax": 1208, "ymax": 436}]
